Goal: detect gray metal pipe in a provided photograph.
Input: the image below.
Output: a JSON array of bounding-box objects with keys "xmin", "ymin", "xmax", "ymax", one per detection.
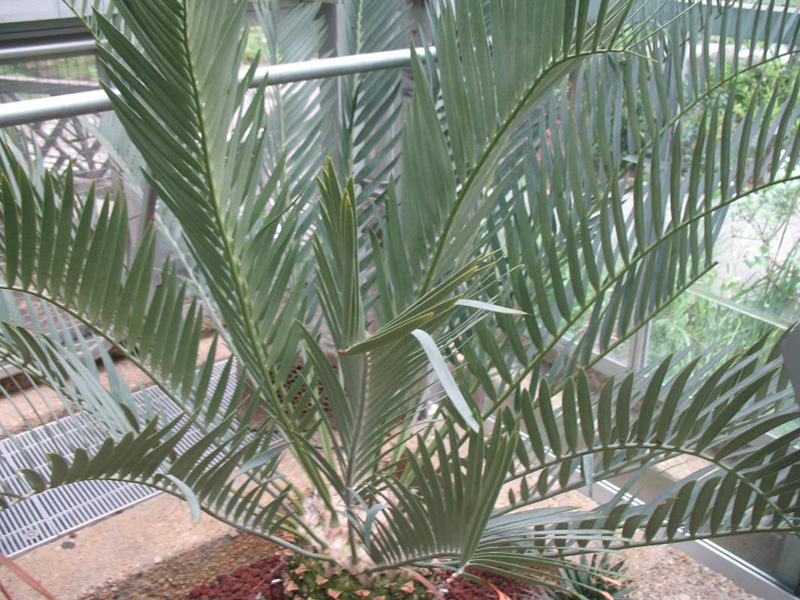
[
  {"xmin": 0, "ymin": 46, "xmax": 435, "ymax": 128},
  {"xmin": 0, "ymin": 39, "xmax": 96, "ymax": 64}
]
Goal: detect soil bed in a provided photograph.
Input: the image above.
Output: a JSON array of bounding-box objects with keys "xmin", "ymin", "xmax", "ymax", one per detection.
[{"xmin": 184, "ymin": 556, "xmax": 551, "ymax": 600}]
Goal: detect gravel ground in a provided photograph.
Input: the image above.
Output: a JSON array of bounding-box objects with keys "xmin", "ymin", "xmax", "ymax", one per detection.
[
  {"xmin": 624, "ymin": 545, "xmax": 762, "ymax": 600},
  {"xmin": 81, "ymin": 531, "xmax": 276, "ymax": 600}
]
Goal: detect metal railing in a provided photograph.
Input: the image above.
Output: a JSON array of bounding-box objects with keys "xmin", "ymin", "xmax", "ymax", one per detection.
[{"xmin": 0, "ymin": 47, "xmax": 434, "ymax": 127}]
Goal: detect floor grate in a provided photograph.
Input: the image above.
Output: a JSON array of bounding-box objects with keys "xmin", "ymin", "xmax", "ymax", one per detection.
[{"xmin": 0, "ymin": 361, "xmax": 233, "ymax": 557}]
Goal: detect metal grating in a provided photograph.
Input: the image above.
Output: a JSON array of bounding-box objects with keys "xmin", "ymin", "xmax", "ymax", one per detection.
[{"xmin": 0, "ymin": 361, "xmax": 234, "ymax": 557}]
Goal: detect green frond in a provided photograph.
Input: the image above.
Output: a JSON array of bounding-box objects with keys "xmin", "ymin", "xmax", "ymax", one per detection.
[
  {"xmin": 335, "ymin": 0, "xmax": 409, "ymax": 209},
  {"xmin": 0, "ymin": 320, "xmax": 302, "ymax": 538},
  {"xmin": 359, "ymin": 423, "xmax": 518, "ymax": 569},
  {"xmin": 446, "ymin": 0, "xmax": 800, "ymax": 411},
  {"xmin": 254, "ymin": 0, "xmax": 332, "ymax": 205},
  {"xmin": 0, "ymin": 152, "xmax": 206, "ymax": 401},
  {"xmin": 92, "ymin": 0, "xmax": 304, "ymax": 400},
  {"xmin": 508, "ymin": 336, "xmax": 799, "ymax": 544}
]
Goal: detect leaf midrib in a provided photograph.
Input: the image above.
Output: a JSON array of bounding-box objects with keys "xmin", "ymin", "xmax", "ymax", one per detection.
[
  {"xmin": 420, "ymin": 50, "xmax": 621, "ymax": 295},
  {"xmin": 177, "ymin": 2, "xmax": 279, "ymax": 410}
]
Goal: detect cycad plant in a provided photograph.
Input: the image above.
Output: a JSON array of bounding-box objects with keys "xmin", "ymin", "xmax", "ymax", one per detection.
[{"xmin": 1, "ymin": 0, "xmax": 799, "ymax": 597}]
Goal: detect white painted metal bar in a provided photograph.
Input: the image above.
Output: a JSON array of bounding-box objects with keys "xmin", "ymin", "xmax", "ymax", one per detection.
[{"xmin": 0, "ymin": 46, "xmax": 435, "ymax": 127}]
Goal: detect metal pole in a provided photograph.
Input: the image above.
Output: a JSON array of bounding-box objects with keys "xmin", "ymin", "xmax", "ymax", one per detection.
[
  {"xmin": 0, "ymin": 40, "xmax": 96, "ymax": 64},
  {"xmin": 0, "ymin": 46, "xmax": 436, "ymax": 128}
]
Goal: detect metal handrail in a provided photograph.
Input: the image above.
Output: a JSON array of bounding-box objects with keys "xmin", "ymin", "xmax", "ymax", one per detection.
[
  {"xmin": 0, "ymin": 39, "xmax": 95, "ymax": 64},
  {"xmin": 1, "ymin": 0, "xmax": 796, "ymax": 127},
  {"xmin": 0, "ymin": 47, "xmax": 434, "ymax": 127}
]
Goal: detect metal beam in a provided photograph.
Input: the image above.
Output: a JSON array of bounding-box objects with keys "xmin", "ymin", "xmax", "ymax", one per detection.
[{"xmin": 0, "ymin": 46, "xmax": 436, "ymax": 128}]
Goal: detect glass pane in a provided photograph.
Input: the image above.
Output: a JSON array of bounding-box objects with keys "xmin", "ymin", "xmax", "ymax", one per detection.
[
  {"xmin": 646, "ymin": 180, "xmax": 800, "ymax": 590},
  {"xmin": 707, "ymin": 180, "xmax": 800, "ymax": 326},
  {"xmin": 649, "ymin": 179, "xmax": 799, "ymax": 366}
]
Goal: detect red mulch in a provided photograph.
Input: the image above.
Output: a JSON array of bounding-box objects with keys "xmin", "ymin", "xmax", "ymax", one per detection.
[
  {"xmin": 444, "ymin": 567, "xmax": 540, "ymax": 599},
  {"xmin": 184, "ymin": 556, "xmax": 546, "ymax": 600},
  {"xmin": 185, "ymin": 555, "xmax": 286, "ymax": 600}
]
